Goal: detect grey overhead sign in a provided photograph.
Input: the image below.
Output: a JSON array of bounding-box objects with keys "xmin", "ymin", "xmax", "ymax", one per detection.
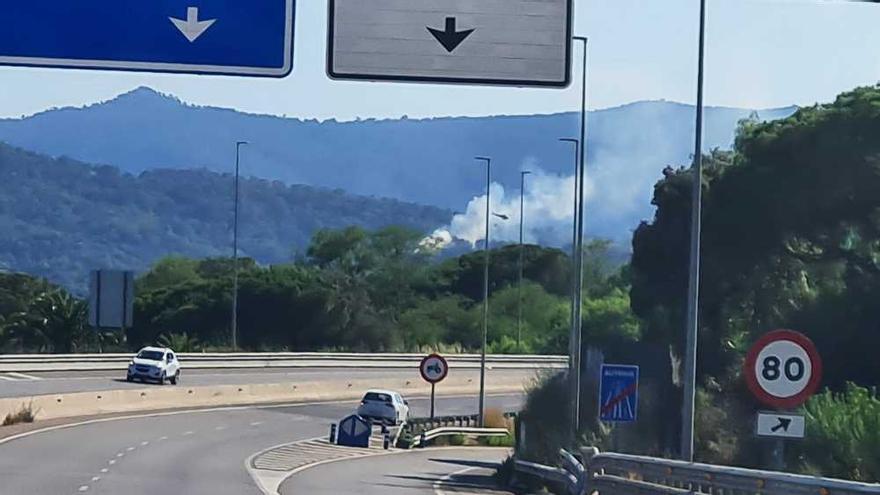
[{"xmin": 327, "ymin": 0, "xmax": 572, "ymax": 87}]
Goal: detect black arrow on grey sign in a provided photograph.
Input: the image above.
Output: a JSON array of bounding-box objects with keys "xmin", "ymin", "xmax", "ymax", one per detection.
[
  {"xmin": 427, "ymin": 17, "xmax": 474, "ymax": 53},
  {"xmin": 771, "ymin": 417, "xmax": 792, "ymax": 433}
]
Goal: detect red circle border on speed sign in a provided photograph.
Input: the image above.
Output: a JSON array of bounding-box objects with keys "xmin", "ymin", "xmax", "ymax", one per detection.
[
  {"xmin": 744, "ymin": 329, "xmax": 823, "ymax": 409},
  {"xmin": 420, "ymin": 353, "xmax": 449, "ymax": 384}
]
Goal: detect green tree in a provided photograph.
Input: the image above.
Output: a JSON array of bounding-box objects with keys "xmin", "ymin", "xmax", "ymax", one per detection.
[{"xmin": 7, "ymin": 289, "xmax": 87, "ymax": 353}]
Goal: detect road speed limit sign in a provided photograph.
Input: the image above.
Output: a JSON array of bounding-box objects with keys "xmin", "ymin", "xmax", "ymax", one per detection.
[
  {"xmin": 420, "ymin": 354, "xmax": 448, "ymax": 384},
  {"xmin": 744, "ymin": 330, "xmax": 822, "ymax": 409}
]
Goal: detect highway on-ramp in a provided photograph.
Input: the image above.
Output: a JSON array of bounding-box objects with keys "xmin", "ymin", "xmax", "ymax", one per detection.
[
  {"xmin": 280, "ymin": 447, "xmax": 513, "ymax": 494},
  {"xmin": 0, "ymin": 394, "xmax": 523, "ymax": 495}
]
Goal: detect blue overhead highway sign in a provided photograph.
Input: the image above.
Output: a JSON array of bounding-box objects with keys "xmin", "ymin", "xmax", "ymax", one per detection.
[
  {"xmin": 0, "ymin": 1, "xmax": 295, "ymax": 77},
  {"xmin": 599, "ymin": 364, "xmax": 639, "ymax": 423}
]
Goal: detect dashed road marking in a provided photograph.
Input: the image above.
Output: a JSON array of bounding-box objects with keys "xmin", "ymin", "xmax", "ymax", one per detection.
[
  {"xmin": 215, "ymin": 426, "xmax": 227, "ymax": 431},
  {"xmin": 158, "ymin": 436, "xmax": 168, "ymax": 441},
  {"xmin": 126, "ymin": 447, "xmax": 135, "ymax": 451},
  {"xmin": 100, "ymin": 468, "xmax": 109, "ymax": 473},
  {"xmin": 250, "ymin": 421, "xmax": 263, "ymax": 427},
  {"xmin": 182, "ymin": 431, "xmax": 194, "ymax": 436},
  {"xmin": 91, "ymin": 476, "xmax": 100, "ymax": 482},
  {"xmin": 116, "ymin": 452, "xmax": 124, "ymax": 458},
  {"xmin": 7, "ymin": 372, "xmax": 43, "ymax": 380},
  {"xmin": 141, "ymin": 441, "xmax": 149, "ymax": 446},
  {"xmin": 108, "ymin": 460, "xmax": 116, "ymax": 465},
  {"xmin": 78, "ymin": 485, "xmax": 89, "ymax": 492}
]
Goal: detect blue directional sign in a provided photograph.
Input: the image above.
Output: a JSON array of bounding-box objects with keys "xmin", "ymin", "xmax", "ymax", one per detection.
[
  {"xmin": 336, "ymin": 414, "xmax": 371, "ymax": 448},
  {"xmin": 599, "ymin": 364, "xmax": 639, "ymax": 423},
  {"xmin": 0, "ymin": 1, "xmax": 295, "ymax": 77}
]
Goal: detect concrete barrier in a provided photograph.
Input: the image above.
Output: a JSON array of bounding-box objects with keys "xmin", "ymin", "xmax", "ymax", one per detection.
[
  {"xmin": 0, "ymin": 352, "xmax": 567, "ymax": 372},
  {"xmin": 0, "ymin": 372, "xmax": 528, "ymax": 422}
]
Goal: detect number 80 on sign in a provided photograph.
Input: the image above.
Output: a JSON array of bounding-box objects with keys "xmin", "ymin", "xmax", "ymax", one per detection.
[{"xmin": 744, "ymin": 329, "xmax": 823, "ymax": 409}]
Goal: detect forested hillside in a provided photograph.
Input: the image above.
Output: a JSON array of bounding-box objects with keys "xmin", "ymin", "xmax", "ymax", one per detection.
[{"xmin": 0, "ymin": 143, "xmax": 449, "ymax": 290}]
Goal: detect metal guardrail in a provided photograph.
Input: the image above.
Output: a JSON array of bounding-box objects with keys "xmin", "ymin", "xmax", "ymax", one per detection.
[
  {"xmin": 0, "ymin": 352, "xmax": 567, "ymax": 372},
  {"xmin": 514, "ymin": 458, "xmax": 580, "ymax": 494},
  {"xmin": 512, "ymin": 448, "xmax": 880, "ymax": 495},
  {"xmin": 404, "ymin": 411, "xmax": 518, "ymax": 435},
  {"xmin": 409, "ymin": 426, "xmax": 510, "ymax": 448},
  {"xmin": 586, "ymin": 451, "xmax": 880, "ymax": 495}
]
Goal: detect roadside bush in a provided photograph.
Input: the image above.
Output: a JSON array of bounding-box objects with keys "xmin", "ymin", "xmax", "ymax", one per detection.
[
  {"xmin": 798, "ymin": 384, "xmax": 880, "ymax": 482},
  {"xmin": 2, "ymin": 402, "xmax": 37, "ymax": 426},
  {"xmin": 449, "ymin": 434, "xmax": 467, "ymax": 446}
]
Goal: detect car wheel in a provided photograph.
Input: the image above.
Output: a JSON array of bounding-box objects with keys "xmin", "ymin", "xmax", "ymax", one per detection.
[
  {"xmin": 126, "ymin": 375, "xmax": 133, "ymax": 383},
  {"xmin": 170, "ymin": 371, "xmax": 179, "ymax": 385},
  {"xmin": 158, "ymin": 372, "xmax": 166, "ymax": 385}
]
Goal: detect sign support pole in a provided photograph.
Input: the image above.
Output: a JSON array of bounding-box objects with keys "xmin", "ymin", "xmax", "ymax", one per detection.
[
  {"xmin": 771, "ymin": 438, "xmax": 786, "ymax": 471},
  {"xmin": 430, "ymin": 383, "xmax": 436, "ymax": 420}
]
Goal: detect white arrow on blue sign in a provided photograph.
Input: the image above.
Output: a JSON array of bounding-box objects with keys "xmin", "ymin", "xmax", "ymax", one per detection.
[
  {"xmin": 599, "ymin": 364, "xmax": 640, "ymax": 423},
  {"xmin": 0, "ymin": 1, "xmax": 295, "ymax": 77}
]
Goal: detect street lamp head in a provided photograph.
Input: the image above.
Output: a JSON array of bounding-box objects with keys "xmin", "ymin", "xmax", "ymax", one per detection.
[
  {"xmin": 559, "ymin": 137, "xmax": 578, "ymax": 144},
  {"xmin": 521, "ymin": 170, "xmax": 532, "ymax": 176},
  {"xmin": 475, "ymin": 156, "xmax": 491, "ymax": 164}
]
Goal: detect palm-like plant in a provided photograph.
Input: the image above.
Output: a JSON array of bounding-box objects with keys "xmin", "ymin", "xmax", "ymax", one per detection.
[
  {"xmin": 158, "ymin": 332, "xmax": 200, "ymax": 352},
  {"xmin": 6, "ymin": 290, "xmax": 87, "ymax": 353}
]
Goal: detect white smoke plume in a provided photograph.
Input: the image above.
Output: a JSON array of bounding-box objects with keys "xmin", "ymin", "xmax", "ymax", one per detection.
[{"xmin": 426, "ymin": 166, "xmax": 595, "ymax": 249}]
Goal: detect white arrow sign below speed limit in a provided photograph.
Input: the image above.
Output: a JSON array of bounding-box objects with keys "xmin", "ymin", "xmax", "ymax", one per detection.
[{"xmin": 744, "ymin": 329, "xmax": 823, "ymax": 409}]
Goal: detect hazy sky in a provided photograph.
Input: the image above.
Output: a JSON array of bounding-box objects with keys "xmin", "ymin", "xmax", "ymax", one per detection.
[{"xmin": 0, "ymin": 0, "xmax": 878, "ymax": 120}]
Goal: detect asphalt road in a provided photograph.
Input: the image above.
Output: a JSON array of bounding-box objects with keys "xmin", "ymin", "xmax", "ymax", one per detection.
[
  {"xmin": 280, "ymin": 447, "xmax": 514, "ymax": 494},
  {"xmin": 0, "ymin": 394, "xmax": 523, "ymax": 495},
  {"xmin": 0, "ymin": 367, "xmax": 542, "ymax": 398}
]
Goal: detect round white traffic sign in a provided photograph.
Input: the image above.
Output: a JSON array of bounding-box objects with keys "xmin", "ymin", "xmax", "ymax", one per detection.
[
  {"xmin": 744, "ymin": 330, "xmax": 822, "ymax": 409},
  {"xmin": 419, "ymin": 354, "xmax": 448, "ymax": 384}
]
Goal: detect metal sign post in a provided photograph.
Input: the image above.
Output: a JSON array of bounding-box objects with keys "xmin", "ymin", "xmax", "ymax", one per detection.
[
  {"xmin": 0, "ymin": 1, "xmax": 295, "ymax": 76},
  {"xmin": 328, "ymin": 0, "xmax": 572, "ymax": 87},
  {"xmin": 420, "ymin": 354, "xmax": 449, "ymax": 420}
]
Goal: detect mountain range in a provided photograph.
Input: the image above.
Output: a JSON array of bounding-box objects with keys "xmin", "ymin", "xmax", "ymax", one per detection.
[{"xmin": 0, "ymin": 88, "xmax": 796, "ymax": 243}]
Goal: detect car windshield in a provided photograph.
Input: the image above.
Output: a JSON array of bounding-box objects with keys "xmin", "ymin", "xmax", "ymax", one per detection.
[
  {"xmin": 363, "ymin": 393, "xmax": 392, "ymax": 403},
  {"xmin": 136, "ymin": 351, "xmax": 164, "ymax": 361}
]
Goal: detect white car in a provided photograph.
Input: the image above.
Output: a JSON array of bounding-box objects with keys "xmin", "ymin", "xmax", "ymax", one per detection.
[
  {"xmin": 356, "ymin": 389, "xmax": 409, "ymax": 425},
  {"xmin": 126, "ymin": 346, "xmax": 180, "ymax": 385}
]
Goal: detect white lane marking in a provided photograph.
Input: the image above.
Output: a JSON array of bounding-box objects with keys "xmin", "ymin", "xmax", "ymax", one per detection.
[
  {"xmin": 7, "ymin": 372, "xmax": 43, "ymax": 380},
  {"xmin": 182, "ymin": 431, "xmax": 194, "ymax": 436},
  {"xmin": 140, "ymin": 441, "xmax": 149, "ymax": 446},
  {"xmin": 78, "ymin": 485, "xmax": 89, "ymax": 492},
  {"xmin": 215, "ymin": 426, "xmax": 227, "ymax": 431},
  {"xmin": 126, "ymin": 447, "xmax": 135, "ymax": 451},
  {"xmin": 108, "ymin": 460, "xmax": 116, "ymax": 465},
  {"xmin": 433, "ymin": 466, "xmax": 482, "ymax": 495},
  {"xmin": 158, "ymin": 436, "xmax": 168, "ymax": 441},
  {"xmin": 250, "ymin": 421, "xmax": 263, "ymax": 427},
  {"xmin": 100, "ymin": 468, "xmax": 109, "ymax": 473},
  {"xmin": 0, "ymin": 375, "xmax": 16, "ymax": 381},
  {"xmin": 91, "ymin": 476, "xmax": 100, "ymax": 482},
  {"xmin": 116, "ymin": 452, "xmax": 124, "ymax": 458}
]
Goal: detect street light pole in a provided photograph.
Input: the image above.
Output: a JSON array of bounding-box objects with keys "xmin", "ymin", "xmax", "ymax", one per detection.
[
  {"xmin": 232, "ymin": 140, "xmax": 248, "ymax": 352},
  {"xmin": 517, "ymin": 170, "xmax": 532, "ymax": 353},
  {"xmin": 559, "ymin": 137, "xmax": 580, "ymax": 434},
  {"xmin": 571, "ymin": 35, "xmax": 590, "ymax": 436},
  {"xmin": 682, "ymin": 0, "xmax": 707, "ymax": 462},
  {"xmin": 475, "ymin": 156, "xmax": 492, "ymax": 427}
]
